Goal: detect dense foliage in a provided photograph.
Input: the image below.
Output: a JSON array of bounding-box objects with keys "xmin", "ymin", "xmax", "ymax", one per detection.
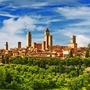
[{"xmin": 1, "ymin": 56, "xmax": 90, "ymax": 89}]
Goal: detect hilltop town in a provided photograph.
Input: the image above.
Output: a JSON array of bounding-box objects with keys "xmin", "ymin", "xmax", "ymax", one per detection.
[{"xmin": 0, "ymin": 28, "xmax": 87, "ymax": 61}]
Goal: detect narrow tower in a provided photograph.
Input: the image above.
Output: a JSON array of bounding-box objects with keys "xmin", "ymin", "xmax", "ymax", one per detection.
[
  {"xmin": 26, "ymin": 31, "xmax": 32, "ymax": 47},
  {"xmin": 18, "ymin": 42, "xmax": 21, "ymax": 48},
  {"xmin": 44, "ymin": 28, "xmax": 53, "ymax": 50},
  {"xmin": 4, "ymin": 42, "xmax": 8, "ymax": 50},
  {"xmin": 49, "ymin": 35, "xmax": 53, "ymax": 47},
  {"xmin": 71, "ymin": 35, "xmax": 76, "ymax": 43},
  {"xmin": 44, "ymin": 28, "xmax": 50, "ymax": 49},
  {"xmin": 68, "ymin": 35, "xmax": 77, "ymax": 54}
]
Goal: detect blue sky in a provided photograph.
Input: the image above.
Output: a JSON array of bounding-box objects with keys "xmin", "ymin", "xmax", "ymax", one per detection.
[{"xmin": 0, "ymin": 0, "xmax": 90, "ymax": 48}]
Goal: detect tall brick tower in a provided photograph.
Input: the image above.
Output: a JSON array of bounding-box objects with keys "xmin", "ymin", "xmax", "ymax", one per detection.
[
  {"xmin": 71, "ymin": 35, "xmax": 76, "ymax": 43},
  {"xmin": 26, "ymin": 31, "xmax": 32, "ymax": 47},
  {"xmin": 4, "ymin": 42, "xmax": 8, "ymax": 50},
  {"xmin": 44, "ymin": 28, "xmax": 53, "ymax": 50},
  {"xmin": 68, "ymin": 35, "xmax": 77, "ymax": 54},
  {"xmin": 18, "ymin": 42, "xmax": 21, "ymax": 48}
]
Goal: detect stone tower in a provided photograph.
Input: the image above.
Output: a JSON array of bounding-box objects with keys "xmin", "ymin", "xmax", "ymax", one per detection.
[
  {"xmin": 44, "ymin": 28, "xmax": 53, "ymax": 50},
  {"xmin": 68, "ymin": 35, "xmax": 77, "ymax": 54},
  {"xmin": 26, "ymin": 31, "xmax": 32, "ymax": 47},
  {"xmin": 71, "ymin": 35, "xmax": 76, "ymax": 43},
  {"xmin": 42, "ymin": 41, "xmax": 46, "ymax": 51},
  {"xmin": 4, "ymin": 42, "xmax": 8, "ymax": 50},
  {"xmin": 18, "ymin": 42, "xmax": 21, "ymax": 48}
]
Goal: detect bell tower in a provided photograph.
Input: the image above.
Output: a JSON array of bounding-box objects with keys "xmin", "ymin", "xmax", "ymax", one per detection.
[
  {"xmin": 4, "ymin": 42, "xmax": 8, "ymax": 50},
  {"xmin": 68, "ymin": 35, "xmax": 77, "ymax": 54},
  {"xmin": 71, "ymin": 35, "xmax": 76, "ymax": 43},
  {"xmin": 26, "ymin": 31, "xmax": 32, "ymax": 47},
  {"xmin": 44, "ymin": 28, "xmax": 53, "ymax": 50}
]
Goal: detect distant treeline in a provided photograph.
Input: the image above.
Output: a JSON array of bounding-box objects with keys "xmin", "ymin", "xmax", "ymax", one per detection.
[{"xmin": 2, "ymin": 56, "xmax": 90, "ymax": 67}]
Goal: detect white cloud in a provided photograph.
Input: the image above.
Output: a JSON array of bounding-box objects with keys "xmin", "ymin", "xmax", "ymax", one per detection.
[
  {"xmin": 59, "ymin": 28, "xmax": 89, "ymax": 36},
  {"xmin": 36, "ymin": 26, "xmax": 45, "ymax": 31},
  {"xmin": 31, "ymin": 2, "xmax": 48, "ymax": 8},
  {"xmin": 37, "ymin": 18, "xmax": 62, "ymax": 25},
  {"xmin": 1, "ymin": 16, "xmax": 36, "ymax": 35},
  {"xmin": 0, "ymin": 32, "xmax": 22, "ymax": 48},
  {"xmin": 0, "ymin": 16, "xmax": 37, "ymax": 48},
  {"xmin": 0, "ymin": 11, "xmax": 19, "ymax": 18},
  {"xmin": 0, "ymin": 13, "xmax": 18, "ymax": 18},
  {"xmin": 77, "ymin": 35, "xmax": 90, "ymax": 47},
  {"xmin": 57, "ymin": 6, "xmax": 90, "ymax": 19},
  {"xmin": 32, "ymin": 35, "xmax": 43, "ymax": 43},
  {"xmin": 69, "ymin": 20, "xmax": 90, "ymax": 27}
]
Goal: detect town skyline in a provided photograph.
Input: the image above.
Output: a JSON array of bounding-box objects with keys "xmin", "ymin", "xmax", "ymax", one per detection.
[
  {"xmin": 0, "ymin": 0, "xmax": 90, "ymax": 48},
  {"xmin": 2, "ymin": 28, "xmax": 77, "ymax": 58}
]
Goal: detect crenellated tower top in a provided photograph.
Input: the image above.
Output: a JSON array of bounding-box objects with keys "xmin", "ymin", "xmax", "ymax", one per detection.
[{"xmin": 44, "ymin": 28, "xmax": 50, "ymax": 36}]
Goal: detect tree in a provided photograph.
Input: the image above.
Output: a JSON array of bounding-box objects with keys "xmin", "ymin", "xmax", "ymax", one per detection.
[
  {"xmin": 0, "ymin": 69, "xmax": 6, "ymax": 88},
  {"xmin": 67, "ymin": 78, "xmax": 82, "ymax": 90},
  {"xmin": 2, "ymin": 56, "xmax": 9, "ymax": 64},
  {"xmin": 85, "ymin": 43, "xmax": 90, "ymax": 57},
  {"xmin": 69, "ymin": 50, "xmax": 73, "ymax": 57},
  {"xmin": 85, "ymin": 49, "xmax": 89, "ymax": 57},
  {"xmin": 88, "ymin": 43, "xmax": 90, "ymax": 49}
]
